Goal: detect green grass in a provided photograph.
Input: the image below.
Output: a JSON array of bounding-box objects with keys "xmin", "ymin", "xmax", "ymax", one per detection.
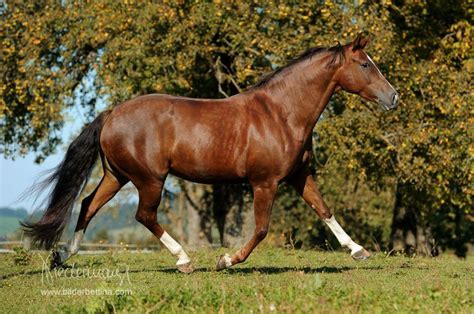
[{"xmin": 0, "ymin": 248, "xmax": 472, "ymax": 313}]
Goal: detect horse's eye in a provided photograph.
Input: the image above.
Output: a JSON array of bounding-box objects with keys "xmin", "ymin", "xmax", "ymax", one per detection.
[{"xmin": 361, "ymin": 62, "xmax": 370, "ymax": 69}]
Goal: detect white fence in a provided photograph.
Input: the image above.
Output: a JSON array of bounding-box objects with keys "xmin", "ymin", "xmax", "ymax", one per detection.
[{"xmin": 0, "ymin": 241, "xmax": 161, "ymax": 254}]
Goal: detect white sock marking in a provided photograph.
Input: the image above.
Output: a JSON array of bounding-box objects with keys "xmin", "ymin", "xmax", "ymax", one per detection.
[
  {"xmin": 59, "ymin": 230, "xmax": 84, "ymax": 262},
  {"xmin": 324, "ymin": 216, "xmax": 363, "ymax": 255},
  {"xmin": 160, "ymin": 231, "xmax": 191, "ymax": 266},
  {"xmin": 223, "ymin": 253, "xmax": 232, "ymax": 267}
]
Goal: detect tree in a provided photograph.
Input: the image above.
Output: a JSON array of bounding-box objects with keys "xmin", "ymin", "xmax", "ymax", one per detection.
[
  {"xmin": 310, "ymin": 0, "xmax": 473, "ymax": 255},
  {"xmin": 2, "ymin": 1, "xmax": 471, "ymax": 255}
]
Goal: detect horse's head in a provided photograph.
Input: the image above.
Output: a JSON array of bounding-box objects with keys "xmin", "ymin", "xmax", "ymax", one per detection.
[{"xmin": 334, "ymin": 34, "xmax": 399, "ymax": 111}]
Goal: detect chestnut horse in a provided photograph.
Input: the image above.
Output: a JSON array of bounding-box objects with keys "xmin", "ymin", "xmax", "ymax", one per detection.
[{"xmin": 22, "ymin": 35, "xmax": 398, "ymax": 273}]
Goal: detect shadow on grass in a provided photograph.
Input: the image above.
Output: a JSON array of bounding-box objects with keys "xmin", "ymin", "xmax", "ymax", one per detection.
[
  {"xmin": 0, "ymin": 269, "xmax": 44, "ymax": 280},
  {"xmin": 217, "ymin": 266, "xmax": 354, "ymax": 274},
  {"xmin": 2, "ymin": 263, "xmax": 386, "ymax": 279},
  {"xmin": 151, "ymin": 265, "xmax": 385, "ymax": 274}
]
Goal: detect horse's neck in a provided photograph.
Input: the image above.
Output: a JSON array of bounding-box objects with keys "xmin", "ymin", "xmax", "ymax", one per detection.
[{"xmin": 259, "ymin": 59, "xmax": 338, "ymax": 142}]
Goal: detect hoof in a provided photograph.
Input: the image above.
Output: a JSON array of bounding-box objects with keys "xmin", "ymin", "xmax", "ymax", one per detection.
[
  {"xmin": 50, "ymin": 251, "xmax": 63, "ymax": 270},
  {"xmin": 177, "ymin": 262, "xmax": 194, "ymax": 274},
  {"xmin": 351, "ymin": 248, "xmax": 371, "ymax": 261},
  {"xmin": 216, "ymin": 253, "xmax": 232, "ymax": 271}
]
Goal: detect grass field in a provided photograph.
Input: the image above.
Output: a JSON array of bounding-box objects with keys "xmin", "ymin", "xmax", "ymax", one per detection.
[{"xmin": 0, "ymin": 247, "xmax": 472, "ymax": 313}]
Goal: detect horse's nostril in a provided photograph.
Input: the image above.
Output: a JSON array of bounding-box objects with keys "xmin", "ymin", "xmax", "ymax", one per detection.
[{"xmin": 391, "ymin": 92, "xmax": 399, "ymax": 107}]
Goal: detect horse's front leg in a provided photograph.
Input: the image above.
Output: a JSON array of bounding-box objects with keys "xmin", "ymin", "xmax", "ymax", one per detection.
[
  {"xmin": 216, "ymin": 181, "xmax": 277, "ymax": 270},
  {"xmin": 287, "ymin": 165, "xmax": 370, "ymax": 260}
]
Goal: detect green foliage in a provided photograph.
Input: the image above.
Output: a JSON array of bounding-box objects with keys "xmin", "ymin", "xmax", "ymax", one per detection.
[
  {"xmin": 11, "ymin": 246, "xmax": 32, "ymax": 266},
  {"xmin": 0, "ymin": 1, "xmax": 393, "ymax": 158},
  {"xmin": 1, "ymin": 1, "xmax": 472, "ymax": 253}
]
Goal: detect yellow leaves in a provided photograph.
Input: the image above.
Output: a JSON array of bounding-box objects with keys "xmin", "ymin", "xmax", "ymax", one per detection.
[
  {"xmin": 0, "ymin": 1, "xmax": 464, "ymax": 167},
  {"xmin": 277, "ymin": 4, "xmax": 290, "ymax": 18},
  {"xmin": 464, "ymin": 58, "xmax": 474, "ymax": 73},
  {"xmin": 175, "ymin": 78, "xmax": 190, "ymax": 89},
  {"xmin": 241, "ymin": 68, "xmax": 257, "ymax": 80},
  {"xmin": 347, "ymin": 159, "xmax": 357, "ymax": 170},
  {"xmin": 320, "ymin": 10, "xmax": 330, "ymax": 19},
  {"xmin": 153, "ymin": 83, "xmax": 163, "ymax": 91}
]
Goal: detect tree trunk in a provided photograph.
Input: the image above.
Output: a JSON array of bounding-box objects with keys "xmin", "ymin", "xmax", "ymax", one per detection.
[
  {"xmin": 179, "ymin": 181, "xmax": 213, "ymax": 248},
  {"xmin": 213, "ymin": 184, "xmax": 254, "ymax": 248},
  {"xmin": 175, "ymin": 191, "xmax": 186, "ymax": 244},
  {"xmin": 390, "ymin": 182, "xmax": 435, "ymax": 256},
  {"xmin": 223, "ymin": 190, "xmax": 254, "ymax": 248}
]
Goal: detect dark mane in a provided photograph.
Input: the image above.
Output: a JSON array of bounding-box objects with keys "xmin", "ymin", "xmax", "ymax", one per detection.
[{"xmin": 251, "ymin": 43, "xmax": 345, "ymax": 89}]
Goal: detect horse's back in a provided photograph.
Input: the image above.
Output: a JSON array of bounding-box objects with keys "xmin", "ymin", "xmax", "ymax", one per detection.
[{"xmin": 100, "ymin": 93, "xmax": 251, "ymax": 183}]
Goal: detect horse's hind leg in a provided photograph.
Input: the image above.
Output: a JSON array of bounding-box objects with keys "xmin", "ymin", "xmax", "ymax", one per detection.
[
  {"xmin": 287, "ymin": 165, "xmax": 370, "ymax": 260},
  {"xmin": 135, "ymin": 180, "xmax": 193, "ymax": 273},
  {"xmin": 51, "ymin": 169, "xmax": 128, "ymax": 268}
]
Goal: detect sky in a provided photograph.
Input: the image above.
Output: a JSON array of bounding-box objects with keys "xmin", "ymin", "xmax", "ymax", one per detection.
[
  {"xmin": 0, "ymin": 152, "xmax": 63, "ymax": 211},
  {"xmin": 0, "ymin": 107, "xmax": 85, "ymax": 212},
  {"xmin": 0, "ymin": 90, "xmax": 98, "ymax": 212}
]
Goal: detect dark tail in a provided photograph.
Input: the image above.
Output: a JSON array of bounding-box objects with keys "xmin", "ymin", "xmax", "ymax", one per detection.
[{"xmin": 21, "ymin": 110, "xmax": 111, "ymax": 249}]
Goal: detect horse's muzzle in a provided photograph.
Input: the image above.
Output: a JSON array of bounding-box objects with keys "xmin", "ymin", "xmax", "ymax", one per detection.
[{"xmin": 380, "ymin": 92, "xmax": 399, "ymax": 111}]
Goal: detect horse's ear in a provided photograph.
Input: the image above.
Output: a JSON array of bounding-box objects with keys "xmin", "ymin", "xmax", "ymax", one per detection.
[{"xmin": 351, "ymin": 33, "xmax": 370, "ymax": 51}]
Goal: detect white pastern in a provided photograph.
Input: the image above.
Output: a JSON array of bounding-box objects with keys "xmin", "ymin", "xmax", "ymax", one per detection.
[
  {"xmin": 59, "ymin": 230, "xmax": 84, "ymax": 262},
  {"xmin": 223, "ymin": 253, "xmax": 232, "ymax": 267},
  {"xmin": 324, "ymin": 216, "xmax": 363, "ymax": 255},
  {"xmin": 160, "ymin": 231, "xmax": 191, "ymax": 266}
]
